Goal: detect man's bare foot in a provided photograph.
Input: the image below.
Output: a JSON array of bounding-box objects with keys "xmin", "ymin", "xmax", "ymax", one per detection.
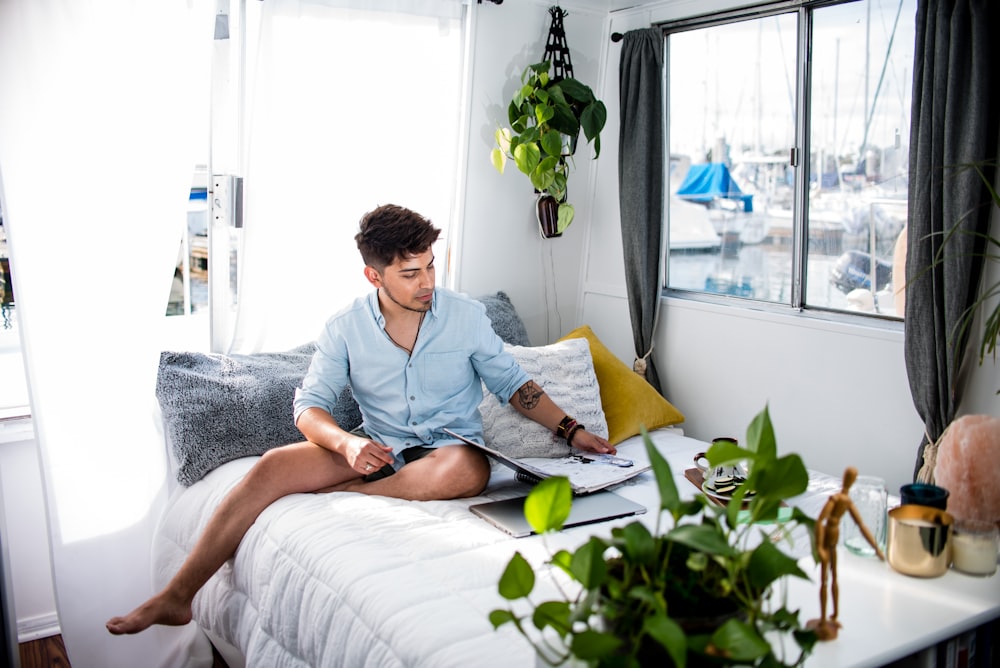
[{"xmin": 106, "ymin": 592, "xmax": 193, "ymax": 635}]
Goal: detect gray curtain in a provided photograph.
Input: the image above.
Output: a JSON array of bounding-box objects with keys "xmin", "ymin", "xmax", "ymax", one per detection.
[
  {"xmin": 618, "ymin": 28, "xmax": 664, "ymax": 392},
  {"xmin": 906, "ymin": 0, "xmax": 999, "ymax": 480}
]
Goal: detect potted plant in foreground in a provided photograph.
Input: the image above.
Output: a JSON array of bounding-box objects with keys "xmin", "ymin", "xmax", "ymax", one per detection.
[
  {"xmin": 490, "ymin": 406, "xmax": 819, "ymax": 667},
  {"xmin": 491, "ymin": 60, "xmax": 607, "ymax": 237}
]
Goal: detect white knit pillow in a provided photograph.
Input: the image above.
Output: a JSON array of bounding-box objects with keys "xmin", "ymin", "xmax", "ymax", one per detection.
[{"xmin": 479, "ymin": 338, "xmax": 608, "ymax": 459}]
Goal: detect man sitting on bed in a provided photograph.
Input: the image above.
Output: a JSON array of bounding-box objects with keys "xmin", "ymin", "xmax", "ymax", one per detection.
[{"xmin": 106, "ymin": 203, "xmax": 615, "ymax": 635}]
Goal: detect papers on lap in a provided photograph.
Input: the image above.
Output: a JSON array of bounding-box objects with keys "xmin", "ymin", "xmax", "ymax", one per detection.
[{"xmin": 443, "ymin": 429, "xmax": 652, "ymax": 494}]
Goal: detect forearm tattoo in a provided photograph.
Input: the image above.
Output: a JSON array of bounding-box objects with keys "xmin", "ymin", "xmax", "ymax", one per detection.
[{"xmin": 516, "ymin": 381, "xmax": 544, "ymax": 410}]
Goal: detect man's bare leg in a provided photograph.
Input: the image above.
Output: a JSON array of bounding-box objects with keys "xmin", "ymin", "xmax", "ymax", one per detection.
[
  {"xmin": 106, "ymin": 441, "xmax": 358, "ymax": 635},
  {"xmin": 325, "ymin": 444, "xmax": 490, "ymax": 499}
]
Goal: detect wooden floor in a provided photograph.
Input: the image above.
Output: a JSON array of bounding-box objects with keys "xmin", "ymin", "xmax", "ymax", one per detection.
[
  {"xmin": 18, "ymin": 634, "xmax": 229, "ymax": 667},
  {"xmin": 18, "ymin": 635, "xmax": 70, "ymax": 668}
]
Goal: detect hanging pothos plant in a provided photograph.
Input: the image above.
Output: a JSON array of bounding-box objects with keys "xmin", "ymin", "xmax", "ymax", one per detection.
[{"xmin": 491, "ymin": 60, "xmax": 607, "ymax": 236}]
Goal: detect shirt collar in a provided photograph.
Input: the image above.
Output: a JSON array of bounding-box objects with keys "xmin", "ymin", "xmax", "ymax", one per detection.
[{"xmin": 367, "ymin": 288, "xmax": 438, "ymax": 328}]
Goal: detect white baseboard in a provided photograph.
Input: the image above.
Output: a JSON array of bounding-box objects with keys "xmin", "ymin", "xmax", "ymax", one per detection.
[{"xmin": 17, "ymin": 612, "xmax": 60, "ymax": 643}]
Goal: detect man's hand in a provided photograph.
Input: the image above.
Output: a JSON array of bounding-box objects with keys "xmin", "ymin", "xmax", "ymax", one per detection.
[
  {"xmin": 570, "ymin": 430, "xmax": 616, "ymax": 455},
  {"xmin": 341, "ymin": 434, "xmax": 395, "ymax": 474}
]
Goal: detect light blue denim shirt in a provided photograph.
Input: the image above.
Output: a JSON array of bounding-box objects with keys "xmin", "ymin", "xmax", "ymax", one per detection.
[{"xmin": 293, "ymin": 288, "xmax": 529, "ymax": 454}]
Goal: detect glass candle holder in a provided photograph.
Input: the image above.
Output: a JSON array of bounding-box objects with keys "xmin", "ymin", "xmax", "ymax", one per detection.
[
  {"xmin": 951, "ymin": 519, "xmax": 999, "ymax": 577},
  {"xmin": 843, "ymin": 475, "xmax": 888, "ymax": 557}
]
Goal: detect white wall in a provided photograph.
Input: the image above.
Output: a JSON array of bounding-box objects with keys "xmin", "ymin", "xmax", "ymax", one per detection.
[
  {"xmin": 0, "ymin": 421, "xmax": 59, "ymax": 642},
  {"xmin": 455, "ymin": 0, "xmax": 609, "ymax": 345}
]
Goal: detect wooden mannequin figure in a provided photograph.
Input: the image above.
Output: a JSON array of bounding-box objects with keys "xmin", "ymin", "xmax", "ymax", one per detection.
[{"xmin": 806, "ymin": 466, "xmax": 886, "ymax": 640}]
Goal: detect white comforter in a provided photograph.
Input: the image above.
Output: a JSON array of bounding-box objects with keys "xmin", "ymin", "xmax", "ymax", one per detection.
[{"xmin": 152, "ymin": 429, "xmax": 835, "ymax": 668}]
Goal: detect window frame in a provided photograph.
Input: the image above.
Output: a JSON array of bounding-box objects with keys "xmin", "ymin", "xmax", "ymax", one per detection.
[{"xmin": 659, "ymin": 0, "xmax": 908, "ymax": 331}]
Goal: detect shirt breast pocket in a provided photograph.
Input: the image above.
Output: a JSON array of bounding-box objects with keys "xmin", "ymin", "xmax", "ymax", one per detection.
[{"xmin": 420, "ymin": 351, "xmax": 471, "ymax": 393}]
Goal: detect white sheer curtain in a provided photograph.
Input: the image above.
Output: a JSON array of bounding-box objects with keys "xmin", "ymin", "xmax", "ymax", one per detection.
[
  {"xmin": 228, "ymin": 0, "xmax": 468, "ymax": 353},
  {"xmin": 0, "ymin": 2, "xmax": 214, "ymax": 667}
]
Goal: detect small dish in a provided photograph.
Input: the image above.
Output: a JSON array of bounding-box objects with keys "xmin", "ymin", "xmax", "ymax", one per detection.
[{"xmin": 702, "ymin": 480, "xmax": 755, "ymax": 501}]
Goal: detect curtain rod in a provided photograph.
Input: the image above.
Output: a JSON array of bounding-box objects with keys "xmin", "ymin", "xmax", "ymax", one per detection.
[
  {"xmin": 611, "ymin": 32, "xmax": 623, "ymax": 42},
  {"xmin": 477, "ymin": 0, "xmax": 503, "ymax": 4}
]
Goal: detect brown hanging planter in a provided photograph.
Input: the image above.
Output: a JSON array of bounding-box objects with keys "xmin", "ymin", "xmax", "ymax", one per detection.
[{"xmin": 536, "ymin": 192, "xmax": 562, "ymax": 238}]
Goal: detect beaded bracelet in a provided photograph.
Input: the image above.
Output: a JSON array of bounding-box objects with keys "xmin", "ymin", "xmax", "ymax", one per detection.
[
  {"xmin": 555, "ymin": 415, "xmax": 577, "ymax": 440},
  {"xmin": 566, "ymin": 423, "xmax": 585, "ymax": 446}
]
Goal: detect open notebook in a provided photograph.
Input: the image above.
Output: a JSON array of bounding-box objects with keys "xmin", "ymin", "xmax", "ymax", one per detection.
[
  {"xmin": 469, "ymin": 491, "xmax": 647, "ymax": 538},
  {"xmin": 443, "ymin": 428, "xmax": 651, "ymax": 494}
]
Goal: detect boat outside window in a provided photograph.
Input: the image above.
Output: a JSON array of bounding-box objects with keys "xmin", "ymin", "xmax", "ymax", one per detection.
[{"xmin": 665, "ymin": 0, "xmax": 915, "ymax": 320}]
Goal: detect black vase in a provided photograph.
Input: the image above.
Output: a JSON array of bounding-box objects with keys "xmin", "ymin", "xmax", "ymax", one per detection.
[{"xmin": 535, "ymin": 193, "xmax": 562, "ymax": 238}]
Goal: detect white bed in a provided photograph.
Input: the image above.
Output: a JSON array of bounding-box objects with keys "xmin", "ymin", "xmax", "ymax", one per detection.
[
  {"xmin": 152, "ymin": 424, "xmax": 843, "ymax": 668},
  {"xmin": 153, "ymin": 428, "xmax": 720, "ymax": 668}
]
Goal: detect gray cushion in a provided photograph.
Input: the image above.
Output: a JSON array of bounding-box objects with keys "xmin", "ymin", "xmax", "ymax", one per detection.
[
  {"xmin": 478, "ymin": 290, "xmax": 531, "ymax": 346},
  {"xmin": 157, "ymin": 343, "xmax": 362, "ymax": 487},
  {"xmin": 159, "ymin": 291, "xmax": 529, "ymax": 485}
]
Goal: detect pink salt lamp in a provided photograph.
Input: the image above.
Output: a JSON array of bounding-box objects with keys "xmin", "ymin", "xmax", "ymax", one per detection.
[{"xmin": 933, "ymin": 414, "xmax": 1000, "ymax": 523}]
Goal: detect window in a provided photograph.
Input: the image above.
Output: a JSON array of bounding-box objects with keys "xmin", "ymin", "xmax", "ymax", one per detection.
[
  {"xmin": 166, "ymin": 167, "xmax": 212, "ymax": 319},
  {"xmin": 0, "ymin": 202, "xmax": 29, "ymax": 417},
  {"xmin": 666, "ymin": 0, "xmax": 915, "ymax": 319}
]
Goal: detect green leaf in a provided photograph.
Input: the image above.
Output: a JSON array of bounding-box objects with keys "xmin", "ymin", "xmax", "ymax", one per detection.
[
  {"xmin": 529, "ymin": 61, "xmax": 551, "ymax": 76},
  {"xmin": 535, "ymin": 102, "xmax": 555, "ymax": 127},
  {"xmin": 490, "ymin": 148, "xmax": 505, "ymax": 174},
  {"xmin": 494, "ymin": 127, "xmax": 511, "ymax": 154},
  {"xmin": 497, "ymin": 551, "xmax": 534, "ymax": 600},
  {"xmin": 488, "ymin": 608, "xmax": 516, "ymax": 629},
  {"xmin": 580, "ymin": 101, "xmax": 607, "ymax": 143},
  {"xmin": 746, "ymin": 404, "xmax": 777, "ymax": 461},
  {"xmin": 706, "ymin": 439, "xmax": 755, "ymax": 468},
  {"xmin": 708, "ymin": 617, "xmax": 771, "ymax": 663},
  {"xmin": 524, "ymin": 476, "xmax": 572, "ymax": 533},
  {"xmin": 533, "ymin": 600, "xmax": 572, "ymax": 634},
  {"xmin": 555, "ymin": 77, "xmax": 592, "ymax": 102},
  {"xmin": 667, "ymin": 523, "xmax": 736, "ymax": 557},
  {"xmin": 550, "ymin": 548, "xmax": 573, "ymax": 575},
  {"xmin": 540, "ymin": 129, "xmax": 563, "ymax": 158},
  {"xmin": 626, "ymin": 584, "xmax": 666, "ymax": 614},
  {"xmin": 512, "ymin": 142, "xmax": 540, "ymax": 177},
  {"xmin": 747, "ymin": 539, "xmax": 809, "ymax": 591},
  {"xmin": 507, "ymin": 99, "xmax": 522, "ymax": 126},
  {"xmin": 569, "ymin": 629, "xmax": 621, "ymax": 660},
  {"xmin": 643, "ymin": 614, "xmax": 687, "ymax": 668},
  {"xmin": 556, "ymin": 203, "xmax": 574, "ymax": 233},
  {"xmin": 761, "ymin": 453, "xmax": 808, "ymax": 494},
  {"xmin": 569, "ymin": 537, "xmax": 608, "ymax": 589},
  {"xmin": 643, "ymin": 427, "xmax": 680, "ymax": 513},
  {"xmin": 619, "ymin": 521, "xmax": 656, "ymax": 565},
  {"xmin": 530, "ymin": 157, "xmax": 558, "ymax": 193}
]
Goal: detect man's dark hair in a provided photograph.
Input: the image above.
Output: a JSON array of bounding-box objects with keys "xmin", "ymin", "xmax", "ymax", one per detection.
[{"xmin": 355, "ymin": 204, "xmax": 442, "ymax": 271}]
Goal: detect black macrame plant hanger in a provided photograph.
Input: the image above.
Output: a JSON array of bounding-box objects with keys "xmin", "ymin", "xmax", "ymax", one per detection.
[{"xmin": 543, "ymin": 6, "xmax": 574, "ymax": 83}]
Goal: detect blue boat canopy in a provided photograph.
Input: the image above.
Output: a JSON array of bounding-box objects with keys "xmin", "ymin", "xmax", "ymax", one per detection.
[{"xmin": 675, "ymin": 162, "xmax": 754, "ymax": 212}]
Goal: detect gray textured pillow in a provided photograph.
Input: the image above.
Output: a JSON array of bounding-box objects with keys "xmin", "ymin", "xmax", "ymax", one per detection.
[
  {"xmin": 477, "ymin": 290, "xmax": 531, "ymax": 346},
  {"xmin": 157, "ymin": 343, "xmax": 362, "ymax": 486},
  {"xmin": 479, "ymin": 338, "xmax": 609, "ymax": 459}
]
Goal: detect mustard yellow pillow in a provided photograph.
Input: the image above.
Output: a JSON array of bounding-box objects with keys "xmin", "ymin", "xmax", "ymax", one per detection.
[{"xmin": 558, "ymin": 325, "xmax": 684, "ymax": 444}]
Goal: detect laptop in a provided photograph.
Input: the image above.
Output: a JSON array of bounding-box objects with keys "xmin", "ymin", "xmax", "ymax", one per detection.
[{"xmin": 469, "ymin": 491, "xmax": 647, "ymax": 538}]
